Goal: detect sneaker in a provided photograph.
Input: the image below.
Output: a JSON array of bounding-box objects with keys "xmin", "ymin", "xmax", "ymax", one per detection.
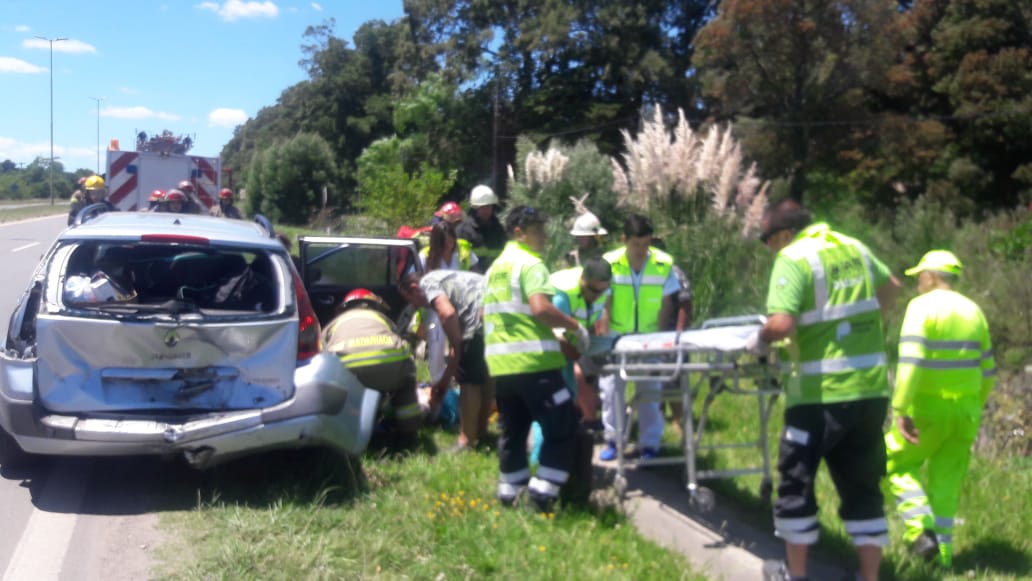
[
  {"xmin": 598, "ymin": 441, "xmax": 618, "ymax": 461},
  {"xmin": 640, "ymin": 447, "xmax": 660, "ymax": 460},
  {"xmin": 762, "ymin": 559, "xmax": 809, "ymax": 581},
  {"xmin": 909, "ymin": 529, "xmax": 939, "ymax": 561}
]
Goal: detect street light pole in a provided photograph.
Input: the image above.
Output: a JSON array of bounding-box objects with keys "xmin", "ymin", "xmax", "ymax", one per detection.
[
  {"xmin": 36, "ymin": 35, "xmax": 66, "ymax": 206},
  {"xmin": 89, "ymin": 96, "xmax": 104, "ymax": 174}
]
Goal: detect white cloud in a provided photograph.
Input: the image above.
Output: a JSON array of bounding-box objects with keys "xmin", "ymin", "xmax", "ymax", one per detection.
[
  {"xmin": 0, "ymin": 136, "xmax": 50, "ymax": 162},
  {"xmin": 22, "ymin": 38, "xmax": 97, "ymax": 54},
  {"xmin": 15, "ymin": 25, "xmax": 30, "ymax": 32},
  {"xmin": 208, "ymin": 108, "xmax": 248, "ymax": 128},
  {"xmin": 196, "ymin": 0, "xmax": 279, "ymax": 22},
  {"xmin": 0, "ymin": 57, "xmax": 45, "ymax": 73},
  {"xmin": 311, "ymin": 3, "xmax": 322, "ymax": 11},
  {"xmin": 102, "ymin": 106, "xmax": 180, "ymax": 121}
]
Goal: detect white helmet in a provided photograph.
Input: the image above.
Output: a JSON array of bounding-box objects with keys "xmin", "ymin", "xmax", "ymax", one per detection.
[
  {"xmin": 470, "ymin": 185, "xmax": 499, "ymax": 207},
  {"xmin": 570, "ymin": 212, "xmax": 608, "ymax": 236}
]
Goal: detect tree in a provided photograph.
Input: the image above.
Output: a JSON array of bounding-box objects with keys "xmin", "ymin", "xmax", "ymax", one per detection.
[
  {"xmin": 354, "ymin": 137, "xmax": 456, "ymax": 226},
  {"xmin": 244, "ymin": 133, "xmax": 338, "ymax": 225},
  {"xmin": 693, "ymin": 0, "xmax": 901, "ymax": 201}
]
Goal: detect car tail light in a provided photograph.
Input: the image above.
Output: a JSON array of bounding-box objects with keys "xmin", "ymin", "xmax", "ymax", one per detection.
[{"xmin": 291, "ymin": 269, "xmax": 322, "ymax": 361}]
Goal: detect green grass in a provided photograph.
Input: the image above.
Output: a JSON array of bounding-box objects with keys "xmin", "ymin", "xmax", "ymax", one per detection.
[
  {"xmin": 0, "ymin": 199, "xmax": 66, "ymax": 223},
  {"xmin": 159, "ymin": 431, "xmax": 702, "ymax": 580},
  {"xmin": 667, "ymin": 378, "xmax": 1032, "ymax": 581}
]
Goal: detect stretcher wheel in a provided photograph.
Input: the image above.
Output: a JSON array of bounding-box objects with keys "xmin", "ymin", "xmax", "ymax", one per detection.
[
  {"xmin": 760, "ymin": 477, "xmax": 773, "ymax": 505},
  {"xmin": 690, "ymin": 486, "xmax": 715, "ymax": 512}
]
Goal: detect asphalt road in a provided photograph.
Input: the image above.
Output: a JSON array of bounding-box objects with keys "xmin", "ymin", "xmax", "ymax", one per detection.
[{"xmin": 0, "ymin": 215, "xmax": 163, "ymax": 581}]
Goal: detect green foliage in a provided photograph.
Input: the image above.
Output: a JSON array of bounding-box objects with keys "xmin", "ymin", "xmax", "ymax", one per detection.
[
  {"xmin": 355, "ymin": 137, "xmax": 457, "ymax": 227},
  {"xmin": 243, "ymin": 133, "xmax": 338, "ymax": 225}
]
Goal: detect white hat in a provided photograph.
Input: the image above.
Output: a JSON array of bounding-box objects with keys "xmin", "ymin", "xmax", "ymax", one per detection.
[
  {"xmin": 570, "ymin": 212, "xmax": 607, "ymax": 236},
  {"xmin": 470, "ymin": 185, "xmax": 499, "ymax": 207}
]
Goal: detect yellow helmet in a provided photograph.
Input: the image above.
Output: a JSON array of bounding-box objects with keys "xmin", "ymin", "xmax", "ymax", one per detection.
[{"xmin": 84, "ymin": 175, "xmax": 106, "ymax": 190}]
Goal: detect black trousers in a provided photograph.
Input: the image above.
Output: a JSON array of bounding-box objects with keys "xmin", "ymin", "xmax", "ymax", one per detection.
[{"xmin": 495, "ymin": 369, "xmax": 577, "ymax": 484}]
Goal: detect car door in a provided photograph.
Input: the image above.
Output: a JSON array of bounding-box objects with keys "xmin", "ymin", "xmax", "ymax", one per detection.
[{"xmin": 298, "ymin": 236, "xmax": 423, "ymax": 327}]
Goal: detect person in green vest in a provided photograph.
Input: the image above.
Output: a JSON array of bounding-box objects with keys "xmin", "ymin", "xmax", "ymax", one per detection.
[
  {"xmin": 750, "ymin": 199, "xmax": 901, "ymax": 581},
  {"xmin": 483, "ymin": 205, "xmax": 590, "ymax": 512},
  {"xmin": 885, "ymin": 250, "xmax": 995, "ymax": 568},
  {"xmin": 323, "ymin": 289, "xmax": 422, "ymax": 452},
  {"xmin": 597, "ymin": 214, "xmax": 681, "ymax": 462}
]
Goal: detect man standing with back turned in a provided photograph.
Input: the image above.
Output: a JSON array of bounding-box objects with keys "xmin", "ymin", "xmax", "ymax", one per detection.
[
  {"xmin": 750, "ymin": 199, "xmax": 901, "ymax": 581},
  {"xmin": 885, "ymin": 250, "xmax": 994, "ymax": 568}
]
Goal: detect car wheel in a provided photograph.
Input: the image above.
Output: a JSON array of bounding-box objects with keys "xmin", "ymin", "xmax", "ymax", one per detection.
[{"xmin": 0, "ymin": 425, "xmax": 29, "ymax": 469}]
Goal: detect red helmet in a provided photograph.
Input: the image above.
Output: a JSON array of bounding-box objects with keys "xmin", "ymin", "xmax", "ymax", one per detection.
[
  {"xmin": 435, "ymin": 201, "xmax": 463, "ymax": 223},
  {"xmin": 78, "ymin": 176, "xmax": 88, "ymax": 186},
  {"xmin": 341, "ymin": 288, "xmax": 388, "ymax": 313},
  {"xmin": 177, "ymin": 180, "xmax": 194, "ymax": 192},
  {"xmin": 148, "ymin": 189, "xmax": 166, "ymax": 203},
  {"xmin": 219, "ymin": 188, "xmax": 234, "ymax": 199},
  {"xmin": 164, "ymin": 189, "xmax": 187, "ymax": 203}
]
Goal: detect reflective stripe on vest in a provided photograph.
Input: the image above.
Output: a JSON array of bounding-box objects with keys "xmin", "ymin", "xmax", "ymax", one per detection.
[
  {"xmin": 325, "ymin": 309, "xmax": 410, "ymax": 368},
  {"xmin": 604, "ymin": 246, "xmax": 672, "ymax": 333},
  {"xmin": 482, "ymin": 241, "xmax": 565, "ymax": 376},
  {"xmin": 776, "ymin": 223, "xmax": 889, "ymax": 406}
]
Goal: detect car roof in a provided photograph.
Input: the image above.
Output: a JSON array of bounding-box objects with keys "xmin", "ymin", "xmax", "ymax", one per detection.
[{"xmin": 60, "ymin": 212, "xmax": 283, "ymax": 250}]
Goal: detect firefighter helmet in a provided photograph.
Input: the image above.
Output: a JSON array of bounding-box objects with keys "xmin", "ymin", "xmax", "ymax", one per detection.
[
  {"xmin": 164, "ymin": 189, "xmax": 187, "ymax": 203},
  {"xmin": 84, "ymin": 175, "xmax": 105, "ymax": 190},
  {"xmin": 177, "ymin": 180, "xmax": 194, "ymax": 192},
  {"xmin": 219, "ymin": 188, "xmax": 234, "ymax": 200},
  {"xmin": 469, "ymin": 185, "xmax": 498, "ymax": 207},
  {"xmin": 341, "ymin": 288, "xmax": 389, "ymax": 313},
  {"xmin": 435, "ymin": 201, "xmax": 463, "ymax": 223},
  {"xmin": 148, "ymin": 189, "xmax": 166, "ymax": 203},
  {"xmin": 569, "ymin": 212, "xmax": 607, "ymax": 236}
]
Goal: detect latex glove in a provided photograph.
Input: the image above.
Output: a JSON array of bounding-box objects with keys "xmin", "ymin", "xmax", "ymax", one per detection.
[
  {"xmin": 744, "ymin": 330, "xmax": 770, "ymax": 357},
  {"xmin": 573, "ymin": 323, "xmax": 592, "ymax": 354}
]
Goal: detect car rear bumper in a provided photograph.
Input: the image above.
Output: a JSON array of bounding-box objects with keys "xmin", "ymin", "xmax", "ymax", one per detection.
[{"xmin": 0, "ymin": 353, "xmax": 381, "ymax": 468}]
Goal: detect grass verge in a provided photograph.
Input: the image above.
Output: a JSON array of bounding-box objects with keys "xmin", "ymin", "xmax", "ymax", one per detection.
[
  {"xmin": 0, "ymin": 199, "xmax": 66, "ymax": 223},
  {"xmin": 159, "ymin": 431, "xmax": 702, "ymax": 580}
]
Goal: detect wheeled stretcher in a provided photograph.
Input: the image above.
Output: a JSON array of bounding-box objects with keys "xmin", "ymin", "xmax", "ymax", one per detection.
[{"xmin": 598, "ymin": 315, "xmax": 781, "ymax": 510}]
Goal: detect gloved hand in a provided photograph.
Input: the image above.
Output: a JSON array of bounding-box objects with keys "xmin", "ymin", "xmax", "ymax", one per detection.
[
  {"xmin": 573, "ymin": 323, "xmax": 592, "ymax": 354},
  {"xmin": 744, "ymin": 330, "xmax": 770, "ymax": 357}
]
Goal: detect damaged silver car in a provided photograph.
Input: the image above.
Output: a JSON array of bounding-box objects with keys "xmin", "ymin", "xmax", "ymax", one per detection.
[{"xmin": 0, "ymin": 212, "xmax": 381, "ymax": 468}]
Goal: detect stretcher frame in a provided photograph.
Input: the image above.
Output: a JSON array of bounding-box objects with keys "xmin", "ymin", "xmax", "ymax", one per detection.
[{"xmin": 598, "ymin": 315, "xmax": 781, "ymax": 510}]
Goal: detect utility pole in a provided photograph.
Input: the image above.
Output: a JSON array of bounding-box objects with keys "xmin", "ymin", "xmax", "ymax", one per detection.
[
  {"xmin": 36, "ymin": 35, "xmax": 66, "ymax": 205},
  {"xmin": 89, "ymin": 96, "xmax": 104, "ymax": 174}
]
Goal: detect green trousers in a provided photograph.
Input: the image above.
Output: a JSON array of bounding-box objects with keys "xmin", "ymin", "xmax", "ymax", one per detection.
[{"xmin": 885, "ymin": 407, "xmax": 980, "ymax": 566}]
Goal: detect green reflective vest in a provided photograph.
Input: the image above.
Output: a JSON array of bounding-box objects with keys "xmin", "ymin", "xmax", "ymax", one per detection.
[
  {"xmin": 483, "ymin": 241, "xmax": 565, "ymax": 376},
  {"xmin": 419, "ymin": 239, "xmax": 474, "ymax": 271},
  {"xmin": 324, "ymin": 308, "xmax": 411, "ymax": 368},
  {"xmin": 893, "ymin": 288, "xmax": 995, "ymax": 417},
  {"xmin": 775, "ymin": 223, "xmax": 890, "ymax": 407},
  {"xmin": 604, "ymin": 246, "xmax": 673, "ymax": 333},
  {"xmin": 550, "ymin": 267, "xmax": 606, "ymax": 327}
]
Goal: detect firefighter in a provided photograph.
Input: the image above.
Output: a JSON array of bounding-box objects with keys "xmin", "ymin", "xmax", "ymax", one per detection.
[
  {"xmin": 483, "ymin": 205, "xmax": 589, "ymax": 512},
  {"xmin": 456, "ymin": 185, "xmax": 506, "ymax": 273},
  {"xmin": 210, "ymin": 188, "xmax": 244, "ymax": 219},
  {"xmin": 143, "ymin": 189, "xmax": 165, "ymax": 212},
  {"xmin": 323, "ymin": 289, "xmax": 422, "ymax": 450},
  {"xmin": 175, "ymin": 180, "xmax": 203, "ymax": 214},
  {"xmin": 68, "ymin": 175, "xmax": 117, "ymax": 225},
  {"xmin": 431, "ymin": 201, "xmax": 464, "ymax": 226},
  {"xmin": 70, "ymin": 176, "xmax": 87, "ymax": 207},
  {"xmin": 564, "ymin": 212, "xmax": 607, "ymax": 268},
  {"xmin": 750, "ymin": 199, "xmax": 901, "ymax": 581},
  {"xmin": 597, "ymin": 214, "xmax": 681, "ymax": 462},
  {"xmin": 163, "ymin": 189, "xmax": 190, "ymax": 214},
  {"xmin": 885, "ymin": 250, "xmax": 995, "ymax": 568}
]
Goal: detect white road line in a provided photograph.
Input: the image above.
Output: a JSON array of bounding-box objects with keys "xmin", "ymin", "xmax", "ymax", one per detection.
[
  {"xmin": 3, "ymin": 461, "xmax": 91, "ymax": 581},
  {"xmin": 9, "ymin": 242, "xmax": 39, "ymax": 253}
]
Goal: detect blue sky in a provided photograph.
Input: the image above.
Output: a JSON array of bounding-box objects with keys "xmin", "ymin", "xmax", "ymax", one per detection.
[{"xmin": 1, "ymin": 1, "xmax": 405, "ymax": 173}]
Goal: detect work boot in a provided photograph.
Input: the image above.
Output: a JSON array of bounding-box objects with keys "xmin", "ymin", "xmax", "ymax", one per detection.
[
  {"xmin": 909, "ymin": 529, "xmax": 939, "ymax": 561},
  {"xmin": 526, "ymin": 490, "xmax": 557, "ymax": 515},
  {"xmin": 762, "ymin": 559, "xmax": 808, "ymax": 581}
]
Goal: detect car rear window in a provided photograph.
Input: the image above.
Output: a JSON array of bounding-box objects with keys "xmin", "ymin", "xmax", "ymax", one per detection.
[{"xmin": 58, "ymin": 241, "xmax": 284, "ymax": 316}]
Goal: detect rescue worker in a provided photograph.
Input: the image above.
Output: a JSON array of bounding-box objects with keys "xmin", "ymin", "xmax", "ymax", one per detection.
[
  {"xmin": 431, "ymin": 201, "xmax": 464, "ymax": 226},
  {"xmin": 885, "ymin": 250, "xmax": 995, "ymax": 568},
  {"xmin": 323, "ymin": 289, "xmax": 422, "ymax": 450},
  {"xmin": 456, "ymin": 185, "xmax": 506, "ymax": 274},
  {"xmin": 143, "ymin": 189, "xmax": 165, "ymax": 212},
  {"xmin": 421, "ymin": 221, "xmax": 477, "ymax": 272},
  {"xmin": 597, "ymin": 214, "xmax": 681, "ymax": 462},
  {"xmin": 70, "ymin": 176, "xmax": 87, "ymax": 207},
  {"xmin": 483, "ymin": 204, "xmax": 590, "ymax": 512},
  {"xmin": 550, "ymin": 258, "xmax": 612, "ymax": 426},
  {"xmin": 564, "ymin": 212, "xmax": 607, "ymax": 268},
  {"xmin": 398, "ymin": 270, "xmax": 492, "ymax": 451},
  {"xmin": 210, "ymin": 188, "xmax": 244, "ymax": 219},
  {"xmin": 68, "ymin": 175, "xmax": 117, "ymax": 225},
  {"xmin": 749, "ymin": 199, "xmax": 901, "ymax": 581},
  {"xmin": 163, "ymin": 189, "xmax": 190, "ymax": 214},
  {"xmin": 175, "ymin": 180, "xmax": 203, "ymax": 214}
]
